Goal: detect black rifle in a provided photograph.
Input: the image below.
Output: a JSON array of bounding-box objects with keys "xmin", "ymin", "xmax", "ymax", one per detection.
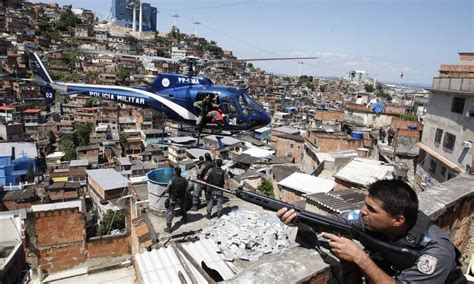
[{"xmin": 190, "ymin": 178, "xmax": 419, "ymax": 272}]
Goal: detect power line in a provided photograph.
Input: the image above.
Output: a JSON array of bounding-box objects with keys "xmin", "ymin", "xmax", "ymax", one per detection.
[{"xmin": 159, "ymin": 1, "xmax": 255, "ymax": 12}]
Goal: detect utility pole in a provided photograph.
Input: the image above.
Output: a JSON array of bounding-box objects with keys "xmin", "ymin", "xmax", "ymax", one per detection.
[
  {"xmin": 132, "ymin": 1, "xmax": 136, "ymax": 32},
  {"xmin": 298, "ymin": 61, "xmax": 304, "ymax": 77},
  {"xmin": 172, "ymin": 14, "xmax": 180, "ymax": 27},
  {"xmin": 138, "ymin": 0, "xmax": 143, "ymax": 37},
  {"xmin": 193, "ymin": 21, "xmax": 200, "ymax": 36}
]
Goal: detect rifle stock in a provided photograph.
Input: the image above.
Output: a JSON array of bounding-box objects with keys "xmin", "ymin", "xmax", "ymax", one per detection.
[{"xmin": 189, "ymin": 178, "xmax": 419, "ymax": 271}]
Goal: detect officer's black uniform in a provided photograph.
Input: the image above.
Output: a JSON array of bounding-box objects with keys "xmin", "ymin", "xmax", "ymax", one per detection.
[
  {"xmin": 165, "ymin": 175, "xmax": 188, "ymax": 232},
  {"xmin": 205, "ymin": 166, "xmax": 226, "ymax": 218},
  {"xmin": 192, "ymin": 159, "xmax": 215, "ymax": 208}
]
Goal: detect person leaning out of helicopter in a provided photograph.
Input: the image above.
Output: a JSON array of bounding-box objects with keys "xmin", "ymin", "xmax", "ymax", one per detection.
[{"xmin": 193, "ymin": 94, "xmax": 223, "ymax": 127}]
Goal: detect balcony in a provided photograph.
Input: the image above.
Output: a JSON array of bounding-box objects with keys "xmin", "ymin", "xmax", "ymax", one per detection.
[{"xmin": 432, "ymin": 77, "xmax": 474, "ymax": 93}]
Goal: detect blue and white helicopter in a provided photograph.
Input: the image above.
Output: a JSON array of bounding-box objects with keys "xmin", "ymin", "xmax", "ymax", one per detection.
[{"xmin": 29, "ymin": 51, "xmax": 317, "ymax": 133}]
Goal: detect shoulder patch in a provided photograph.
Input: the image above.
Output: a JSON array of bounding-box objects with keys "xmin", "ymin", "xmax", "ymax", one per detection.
[
  {"xmin": 417, "ymin": 254, "xmax": 437, "ymax": 275},
  {"xmin": 348, "ymin": 210, "xmax": 360, "ymax": 221}
]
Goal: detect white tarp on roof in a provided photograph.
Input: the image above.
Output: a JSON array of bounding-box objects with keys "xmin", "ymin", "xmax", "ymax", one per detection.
[
  {"xmin": 278, "ymin": 172, "xmax": 335, "ymax": 194},
  {"xmin": 334, "ymin": 158, "xmax": 394, "ymax": 187},
  {"xmin": 242, "ymin": 147, "xmax": 274, "ymax": 158},
  {"xmin": 136, "ymin": 238, "xmax": 235, "ymax": 284}
]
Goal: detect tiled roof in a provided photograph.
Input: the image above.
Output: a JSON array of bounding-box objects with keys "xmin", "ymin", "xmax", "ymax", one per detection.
[
  {"xmin": 23, "ymin": 108, "xmax": 41, "ymax": 113},
  {"xmin": 306, "ymin": 189, "xmax": 366, "ymax": 213}
]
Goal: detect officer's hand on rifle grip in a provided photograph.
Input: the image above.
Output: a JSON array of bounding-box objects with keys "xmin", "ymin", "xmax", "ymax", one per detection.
[{"xmin": 276, "ymin": 207, "xmax": 297, "ymax": 227}]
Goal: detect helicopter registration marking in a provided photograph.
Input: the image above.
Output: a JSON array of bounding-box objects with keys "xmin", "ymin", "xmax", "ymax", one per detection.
[
  {"xmin": 177, "ymin": 77, "xmax": 200, "ymax": 84},
  {"xmin": 88, "ymin": 91, "xmax": 145, "ymax": 105}
]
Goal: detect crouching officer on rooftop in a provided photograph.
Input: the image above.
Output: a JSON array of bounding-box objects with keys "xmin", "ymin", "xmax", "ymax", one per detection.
[
  {"xmin": 164, "ymin": 167, "xmax": 188, "ymax": 233},
  {"xmin": 277, "ymin": 179, "xmax": 467, "ymax": 284}
]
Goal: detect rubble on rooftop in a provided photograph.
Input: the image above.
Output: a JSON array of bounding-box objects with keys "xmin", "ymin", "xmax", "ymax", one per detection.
[{"xmin": 201, "ymin": 208, "xmax": 294, "ymax": 262}]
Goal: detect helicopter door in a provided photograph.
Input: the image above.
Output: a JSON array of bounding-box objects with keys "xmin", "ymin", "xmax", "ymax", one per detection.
[{"xmin": 195, "ymin": 92, "xmax": 219, "ymax": 103}]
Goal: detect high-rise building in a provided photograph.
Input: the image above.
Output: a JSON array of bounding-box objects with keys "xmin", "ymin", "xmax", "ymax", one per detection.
[{"xmin": 111, "ymin": 0, "xmax": 157, "ymax": 32}]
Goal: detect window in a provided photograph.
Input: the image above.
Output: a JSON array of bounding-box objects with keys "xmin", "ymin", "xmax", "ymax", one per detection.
[
  {"xmin": 451, "ymin": 97, "xmax": 465, "ymax": 114},
  {"xmin": 447, "ymin": 172, "xmax": 455, "ymax": 180},
  {"xmin": 434, "ymin": 128, "xmax": 443, "ymax": 145},
  {"xmin": 440, "ymin": 166, "xmax": 447, "ymax": 177},
  {"xmin": 443, "ymin": 132, "xmax": 456, "ymax": 151},
  {"xmin": 429, "ymin": 159, "xmax": 437, "ymax": 174},
  {"xmin": 418, "ymin": 149, "xmax": 426, "ymax": 166}
]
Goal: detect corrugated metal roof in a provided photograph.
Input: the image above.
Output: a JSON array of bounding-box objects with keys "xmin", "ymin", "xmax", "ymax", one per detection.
[
  {"xmin": 182, "ymin": 239, "xmax": 236, "ymax": 279},
  {"xmin": 168, "ymin": 136, "xmax": 196, "ymax": 144},
  {"xmin": 86, "ymin": 169, "xmax": 129, "ymax": 190},
  {"xmin": 203, "ymin": 135, "xmax": 241, "ymax": 146},
  {"xmin": 69, "ymin": 159, "xmax": 89, "ymax": 167},
  {"xmin": 0, "ymin": 142, "xmax": 37, "ymax": 158},
  {"xmin": 136, "ymin": 239, "xmax": 235, "ymax": 284},
  {"xmin": 306, "ymin": 189, "xmax": 366, "ymax": 213},
  {"xmin": 334, "ymin": 158, "xmax": 394, "ymax": 187},
  {"xmin": 273, "ymin": 126, "xmax": 299, "ymax": 135}
]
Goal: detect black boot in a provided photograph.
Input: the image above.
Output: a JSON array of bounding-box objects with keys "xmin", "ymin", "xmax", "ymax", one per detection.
[{"xmin": 164, "ymin": 223, "xmax": 172, "ymax": 233}]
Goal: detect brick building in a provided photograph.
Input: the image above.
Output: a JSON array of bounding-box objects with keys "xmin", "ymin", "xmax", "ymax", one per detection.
[
  {"xmin": 274, "ymin": 133, "xmax": 304, "ymax": 164},
  {"xmin": 270, "ymin": 126, "xmax": 299, "ymax": 148},
  {"xmin": 25, "ymin": 201, "xmax": 130, "ymax": 277},
  {"xmin": 344, "ymin": 102, "xmax": 406, "ymax": 128}
]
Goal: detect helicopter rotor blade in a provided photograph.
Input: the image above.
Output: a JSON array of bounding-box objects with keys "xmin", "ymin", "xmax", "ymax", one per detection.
[
  {"xmin": 80, "ymin": 49, "xmax": 178, "ymax": 63},
  {"xmin": 204, "ymin": 56, "xmax": 319, "ymax": 63}
]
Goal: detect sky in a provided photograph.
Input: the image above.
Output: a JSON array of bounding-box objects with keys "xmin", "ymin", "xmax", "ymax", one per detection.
[{"xmin": 39, "ymin": 0, "xmax": 473, "ymax": 84}]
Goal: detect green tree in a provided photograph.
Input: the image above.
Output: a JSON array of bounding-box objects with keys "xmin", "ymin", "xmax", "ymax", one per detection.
[
  {"xmin": 55, "ymin": 10, "xmax": 81, "ymax": 31},
  {"xmin": 116, "ymin": 68, "xmax": 129, "ymax": 83},
  {"xmin": 24, "ymin": 164, "xmax": 35, "ymax": 182},
  {"xmin": 59, "ymin": 137, "xmax": 76, "ymax": 160},
  {"xmin": 97, "ymin": 210, "xmax": 126, "ymax": 236},
  {"xmin": 154, "ymin": 33, "xmax": 169, "ymax": 45},
  {"xmin": 64, "ymin": 49, "xmax": 80, "ymax": 69},
  {"xmin": 364, "ymin": 83, "xmax": 375, "ymax": 92},
  {"xmin": 375, "ymin": 82, "xmax": 384, "ymax": 92},
  {"xmin": 400, "ymin": 113, "xmax": 417, "ymax": 121},
  {"xmin": 74, "ymin": 122, "xmax": 93, "ymax": 146},
  {"xmin": 38, "ymin": 20, "xmax": 52, "ymax": 36},
  {"xmin": 205, "ymin": 42, "xmax": 224, "ymax": 57},
  {"xmin": 125, "ymin": 35, "xmax": 138, "ymax": 47},
  {"xmin": 258, "ymin": 179, "xmax": 274, "ymax": 198},
  {"xmin": 84, "ymin": 98, "xmax": 96, "ymax": 107}
]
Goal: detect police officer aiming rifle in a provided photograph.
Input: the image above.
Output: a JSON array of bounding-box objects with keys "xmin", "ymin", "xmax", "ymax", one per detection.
[{"xmin": 278, "ymin": 179, "xmax": 466, "ymax": 283}]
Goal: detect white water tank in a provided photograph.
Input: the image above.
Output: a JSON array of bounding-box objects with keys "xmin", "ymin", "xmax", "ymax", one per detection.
[{"xmin": 147, "ymin": 168, "xmax": 188, "ymax": 214}]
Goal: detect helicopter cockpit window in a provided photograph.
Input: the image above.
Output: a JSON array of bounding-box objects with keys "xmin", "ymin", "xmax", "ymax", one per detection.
[{"xmin": 238, "ymin": 93, "xmax": 262, "ymax": 115}]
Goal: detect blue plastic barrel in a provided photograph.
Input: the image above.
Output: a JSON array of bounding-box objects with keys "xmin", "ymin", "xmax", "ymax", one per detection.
[{"xmin": 352, "ymin": 131, "xmax": 364, "ymax": 140}]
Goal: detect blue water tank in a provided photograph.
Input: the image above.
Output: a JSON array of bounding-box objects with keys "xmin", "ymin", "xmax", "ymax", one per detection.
[{"xmin": 352, "ymin": 131, "xmax": 364, "ymax": 140}]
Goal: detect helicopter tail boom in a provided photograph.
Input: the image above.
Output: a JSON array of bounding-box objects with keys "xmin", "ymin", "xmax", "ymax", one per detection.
[{"xmin": 28, "ymin": 52, "xmax": 54, "ymax": 84}]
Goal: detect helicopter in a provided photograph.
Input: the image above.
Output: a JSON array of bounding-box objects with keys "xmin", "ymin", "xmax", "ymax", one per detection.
[{"xmin": 28, "ymin": 51, "xmax": 317, "ymax": 134}]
